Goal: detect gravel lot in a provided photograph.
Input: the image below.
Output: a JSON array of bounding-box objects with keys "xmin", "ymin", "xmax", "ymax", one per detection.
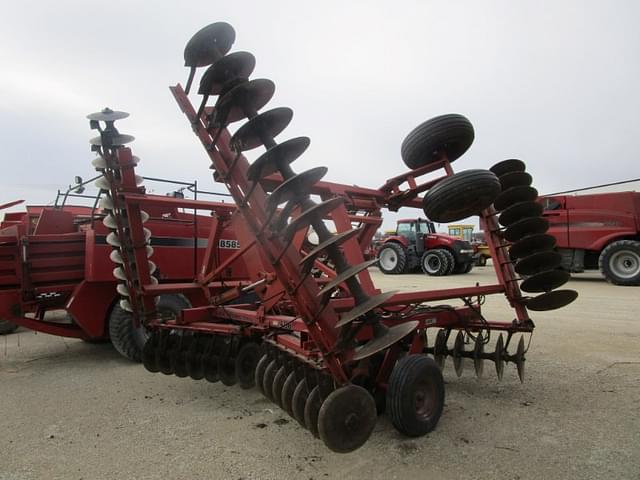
[{"xmin": 1, "ymin": 266, "xmax": 639, "ymax": 480}]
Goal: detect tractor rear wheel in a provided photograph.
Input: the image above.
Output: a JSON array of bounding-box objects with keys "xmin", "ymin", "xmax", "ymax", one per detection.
[
  {"xmin": 387, "ymin": 354, "xmax": 445, "ymax": 437},
  {"xmin": 377, "ymin": 243, "xmax": 407, "ymax": 274},
  {"xmin": 401, "ymin": 114, "xmax": 475, "ymax": 169},
  {"xmin": 439, "ymin": 249, "xmax": 455, "ymax": 275},
  {"xmin": 109, "ymin": 294, "xmax": 191, "ymax": 362},
  {"xmin": 0, "ymin": 320, "xmax": 18, "ymax": 335},
  {"xmin": 599, "ymin": 240, "xmax": 640, "ymax": 286},
  {"xmin": 422, "ymin": 169, "xmax": 501, "ymax": 223},
  {"xmin": 454, "ymin": 260, "xmax": 474, "ymax": 274},
  {"xmin": 420, "ymin": 249, "xmax": 450, "ymax": 276}
]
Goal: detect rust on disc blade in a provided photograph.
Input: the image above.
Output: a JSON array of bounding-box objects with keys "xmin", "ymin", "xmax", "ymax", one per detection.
[
  {"xmin": 300, "ymin": 228, "xmax": 362, "ymax": 275},
  {"xmin": 317, "ymin": 258, "xmax": 378, "ymax": 299},
  {"xmin": 520, "ymin": 269, "xmax": 570, "ymax": 293},
  {"xmin": 490, "ymin": 158, "xmax": 526, "ymax": 177},
  {"xmin": 499, "ymin": 201, "xmax": 544, "ymax": 226},
  {"xmin": 502, "ymin": 216, "xmax": 549, "ymax": 242},
  {"xmin": 198, "ymin": 51, "xmax": 256, "ymax": 95},
  {"xmin": 213, "ymin": 78, "xmax": 276, "ymax": 125},
  {"xmin": 231, "ymin": 108, "xmax": 294, "ymax": 152},
  {"xmin": 247, "ymin": 137, "xmax": 310, "ymax": 182},
  {"xmin": 499, "ymin": 171, "xmax": 532, "ymax": 191},
  {"xmin": 494, "ymin": 185, "xmax": 538, "ymax": 211},
  {"xmin": 509, "ymin": 233, "xmax": 557, "ymax": 260},
  {"xmin": 184, "ymin": 22, "xmax": 235, "ymax": 68},
  {"xmin": 266, "ymin": 166, "xmax": 327, "ymax": 209},
  {"xmin": 352, "ymin": 321, "xmax": 419, "ymax": 361},
  {"xmin": 525, "ymin": 289, "xmax": 578, "ymax": 311},
  {"xmin": 515, "ymin": 250, "xmax": 562, "ymax": 276},
  {"xmin": 335, "ymin": 291, "xmax": 398, "ymax": 328}
]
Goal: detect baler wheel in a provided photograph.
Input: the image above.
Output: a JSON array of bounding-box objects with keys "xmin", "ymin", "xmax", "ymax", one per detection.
[
  {"xmin": 235, "ymin": 342, "xmax": 261, "ymax": 389},
  {"xmin": 317, "ymin": 385, "xmax": 377, "ymax": 453},
  {"xmin": 254, "ymin": 354, "xmax": 270, "ymax": 395},
  {"xmin": 401, "ymin": 114, "xmax": 475, "ymax": 169},
  {"xmin": 304, "ymin": 385, "xmax": 323, "ymax": 438},
  {"xmin": 291, "ymin": 379, "xmax": 311, "ymax": 427},
  {"xmin": 262, "ymin": 360, "xmax": 279, "ymax": 401},
  {"xmin": 387, "ymin": 355, "xmax": 445, "ymax": 437},
  {"xmin": 271, "ymin": 366, "xmax": 288, "ymax": 408},
  {"xmin": 599, "ymin": 239, "xmax": 640, "ymax": 286},
  {"xmin": 422, "ymin": 169, "xmax": 501, "ymax": 223},
  {"xmin": 281, "ymin": 371, "xmax": 298, "ymax": 416}
]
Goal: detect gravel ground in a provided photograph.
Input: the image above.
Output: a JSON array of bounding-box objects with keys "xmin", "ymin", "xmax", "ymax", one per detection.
[{"xmin": 1, "ymin": 266, "xmax": 639, "ymax": 480}]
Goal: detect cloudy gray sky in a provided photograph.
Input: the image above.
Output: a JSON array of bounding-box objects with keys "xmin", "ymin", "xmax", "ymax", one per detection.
[{"xmin": 1, "ymin": 1, "xmax": 639, "ymax": 230}]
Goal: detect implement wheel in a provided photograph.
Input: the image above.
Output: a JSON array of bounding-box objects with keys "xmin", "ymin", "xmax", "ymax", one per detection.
[
  {"xmin": 401, "ymin": 114, "xmax": 475, "ymax": 169},
  {"xmin": 0, "ymin": 320, "xmax": 18, "ymax": 335},
  {"xmin": 377, "ymin": 243, "xmax": 407, "ymax": 274},
  {"xmin": 318, "ymin": 385, "xmax": 377, "ymax": 453},
  {"xmin": 387, "ymin": 355, "xmax": 445, "ymax": 437}
]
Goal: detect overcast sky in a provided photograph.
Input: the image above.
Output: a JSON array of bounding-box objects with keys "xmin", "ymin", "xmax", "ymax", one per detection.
[{"xmin": 1, "ymin": 1, "xmax": 639, "ymax": 230}]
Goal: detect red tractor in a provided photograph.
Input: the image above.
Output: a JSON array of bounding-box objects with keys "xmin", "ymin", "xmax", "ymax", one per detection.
[
  {"xmin": 376, "ymin": 218, "xmax": 475, "ymax": 275},
  {"xmin": 540, "ymin": 190, "xmax": 640, "ymax": 285}
]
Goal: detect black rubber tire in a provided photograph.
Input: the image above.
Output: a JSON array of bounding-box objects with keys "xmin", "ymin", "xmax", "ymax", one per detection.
[
  {"xmin": 0, "ymin": 320, "xmax": 18, "ymax": 335},
  {"xmin": 475, "ymin": 255, "xmax": 487, "ymax": 267},
  {"xmin": 598, "ymin": 240, "xmax": 640, "ymax": 286},
  {"xmin": 421, "ymin": 249, "xmax": 450, "ymax": 276},
  {"xmin": 387, "ymin": 354, "xmax": 445, "ymax": 437},
  {"xmin": 439, "ymin": 249, "xmax": 455, "ymax": 275},
  {"xmin": 377, "ymin": 243, "xmax": 408, "ymax": 274},
  {"xmin": 423, "ymin": 169, "xmax": 501, "ymax": 223},
  {"xmin": 109, "ymin": 294, "xmax": 191, "ymax": 363},
  {"xmin": 401, "ymin": 114, "xmax": 475, "ymax": 169},
  {"xmin": 454, "ymin": 260, "xmax": 474, "ymax": 274}
]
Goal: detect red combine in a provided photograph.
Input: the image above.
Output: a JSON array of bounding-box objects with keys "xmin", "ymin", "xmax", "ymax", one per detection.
[
  {"xmin": 540, "ymin": 190, "xmax": 640, "ymax": 285},
  {"xmin": 376, "ymin": 218, "xmax": 475, "ymax": 275},
  {"xmin": 0, "ymin": 182, "xmax": 248, "ymax": 360},
  {"xmin": 84, "ymin": 22, "xmax": 576, "ymax": 453}
]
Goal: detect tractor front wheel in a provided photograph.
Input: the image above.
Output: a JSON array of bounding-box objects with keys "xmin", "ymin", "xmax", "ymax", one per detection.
[{"xmin": 377, "ymin": 243, "xmax": 408, "ymax": 274}]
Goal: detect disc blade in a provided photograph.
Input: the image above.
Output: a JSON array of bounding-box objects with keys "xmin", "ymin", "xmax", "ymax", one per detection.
[
  {"xmin": 282, "ymin": 197, "xmax": 345, "ymax": 241},
  {"xmin": 499, "ymin": 171, "xmax": 532, "ymax": 191},
  {"xmin": 95, "ymin": 176, "xmax": 111, "ymax": 191},
  {"xmin": 434, "ymin": 329, "xmax": 448, "ymax": 370},
  {"xmin": 499, "ymin": 201, "xmax": 544, "ymax": 227},
  {"xmin": 99, "ymin": 195, "xmax": 114, "ymax": 210},
  {"xmin": 106, "ymin": 232, "xmax": 121, "ymax": 247},
  {"xmin": 119, "ymin": 298, "xmax": 132, "ymax": 312},
  {"xmin": 317, "ymin": 258, "xmax": 378, "ymax": 300},
  {"xmin": 515, "ymin": 251, "xmax": 562, "ymax": 276},
  {"xmin": 266, "ymin": 166, "xmax": 328, "ymax": 209},
  {"xmin": 87, "ymin": 108, "xmax": 130, "ymax": 122},
  {"xmin": 212, "ymin": 79, "xmax": 275, "ymax": 126},
  {"xmin": 113, "ymin": 267, "xmax": 127, "ymax": 281},
  {"xmin": 515, "ymin": 336, "xmax": 526, "ymax": 383},
  {"xmin": 490, "ymin": 159, "xmax": 526, "ymax": 177},
  {"xmin": 494, "ymin": 185, "xmax": 538, "ymax": 211},
  {"xmin": 473, "ymin": 336, "xmax": 484, "ymax": 378},
  {"xmin": 494, "ymin": 334, "xmax": 505, "ymax": 381},
  {"xmin": 247, "ymin": 137, "xmax": 310, "ymax": 181},
  {"xmin": 335, "ymin": 291, "xmax": 398, "ymax": 328},
  {"xmin": 184, "ymin": 22, "xmax": 235, "ymax": 68},
  {"xmin": 452, "ymin": 330, "xmax": 465, "ymax": 377},
  {"xmin": 300, "ymin": 228, "xmax": 362, "ymax": 275},
  {"xmin": 352, "ymin": 321, "xmax": 419, "ymax": 361},
  {"xmin": 525, "ymin": 289, "xmax": 578, "ymax": 311},
  {"xmin": 502, "ymin": 216, "xmax": 549, "ymax": 242},
  {"xmin": 148, "ymin": 261, "xmax": 157, "ymax": 274},
  {"xmin": 231, "ymin": 108, "xmax": 294, "ymax": 152},
  {"xmin": 91, "ymin": 156, "xmax": 107, "ymax": 169},
  {"xmin": 103, "ymin": 215, "xmax": 117, "ymax": 229},
  {"xmin": 198, "ymin": 51, "xmax": 256, "ymax": 95},
  {"xmin": 509, "ymin": 233, "xmax": 557, "ymax": 260},
  {"xmin": 520, "ymin": 269, "xmax": 570, "ymax": 293},
  {"xmin": 89, "ymin": 134, "xmax": 135, "ymax": 147},
  {"xmin": 109, "ymin": 249, "xmax": 124, "ymax": 264},
  {"xmin": 116, "ymin": 283, "xmax": 130, "ymax": 297}
]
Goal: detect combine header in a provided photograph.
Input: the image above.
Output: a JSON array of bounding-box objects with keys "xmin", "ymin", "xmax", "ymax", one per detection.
[{"xmin": 90, "ymin": 22, "xmax": 577, "ymax": 452}]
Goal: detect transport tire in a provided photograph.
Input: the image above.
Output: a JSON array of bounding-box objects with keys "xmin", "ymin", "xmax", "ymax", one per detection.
[
  {"xmin": 422, "ymin": 169, "xmax": 501, "ymax": 223},
  {"xmin": 387, "ymin": 355, "xmax": 445, "ymax": 437},
  {"xmin": 599, "ymin": 240, "xmax": 640, "ymax": 286},
  {"xmin": 401, "ymin": 114, "xmax": 475, "ymax": 169},
  {"xmin": 421, "ymin": 249, "xmax": 450, "ymax": 276},
  {"xmin": 109, "ymin": 294, "xmax": 191, "ymax": 362},
  {"xmin": 0, "ymin": 320, "xmax": 19, "ymax": 335},
  {"xmin": 377, "ymin": 243, "xmax": 408, "ymax": 274}
]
